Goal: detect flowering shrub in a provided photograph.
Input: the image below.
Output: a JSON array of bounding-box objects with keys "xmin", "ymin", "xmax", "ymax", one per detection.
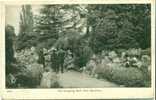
[{"xmin": 85, "ymin": 48, "xmax": 151, "ymax": 87}]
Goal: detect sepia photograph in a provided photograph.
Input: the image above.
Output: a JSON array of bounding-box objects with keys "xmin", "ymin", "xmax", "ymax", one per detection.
[{"xmin": 5, "ymin": 4, "xmax": 151, "ymax": 89}]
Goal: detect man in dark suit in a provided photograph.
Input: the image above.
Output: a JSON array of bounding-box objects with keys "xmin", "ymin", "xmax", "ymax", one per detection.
[
  {"xmin": 50, "ymin": 48, "xmax": 58, "ymax": 73},
  {"xmin": 58, "ymin": 48, "xmax": 65, "ymax": 73}
]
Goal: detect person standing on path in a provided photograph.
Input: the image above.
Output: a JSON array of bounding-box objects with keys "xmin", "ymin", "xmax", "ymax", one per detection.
[
  {"xmin": 37, "ymin": 48, "xmax": 46, "ymax": 68},
  {"xmin": 50, "ymin": 48, "xmax": 59, "ymax": 73},
  {"xmin": 58, "ymin": 48, "xmax": 65, "ymax": 73}
]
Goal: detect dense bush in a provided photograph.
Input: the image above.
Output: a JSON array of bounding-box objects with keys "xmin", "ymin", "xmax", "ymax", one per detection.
[
  {"xmin": 97, "ymin": 65, "xmax": 147, "ymax": 87},
  {"xmin": 13, "ymin": 63, "xmax": 44, "ymax": 88},
  {"xmin": 85, "ymin": 49, "xmax": 151, "ymax": 87},
  {"xmin": 74, "ymin": 45, "xmax": 93, "ymax": 68}
]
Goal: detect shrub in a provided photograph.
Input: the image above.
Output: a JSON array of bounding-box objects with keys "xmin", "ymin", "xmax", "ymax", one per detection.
[
  {"xmin": 74, "ymin": 46, "xmax": 93, "ymax": 68},
  {"xmin": 111, "ymin": 67, "xmax": 145, "ymax": 87},
  {"xmin": 40, "ymin": 71, "xmax": 61, "ymax": 88},
  {"xmin": 6, "ymin": 73, "xmax": 17, "ymax": 88},
  {"xmin": 126, "ymin": 48, "xmax": 141, "ymax": 57},
  {"xmin": 14, "ymin": 63, "xmax": 44, "ymax": 88},
  {"xmin": 16, "ymin": 74, "xmax": 38, "ymax": 88},
  {"xmin": 96, "ymin": 64, "xmax": 147, "ymax": 87},
  {"xmin": 141, "ymin": 48, "xmax": 151, "ymax": 56}
]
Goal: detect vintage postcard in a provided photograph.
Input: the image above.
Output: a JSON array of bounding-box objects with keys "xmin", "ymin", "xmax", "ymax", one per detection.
[{"xmin": 0, "ymin": 0, "xmax": 155, "ymax": 99}]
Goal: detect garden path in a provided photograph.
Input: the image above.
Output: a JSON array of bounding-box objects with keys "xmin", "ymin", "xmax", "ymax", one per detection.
[{"xmin": 58, "ymin": 70, "xmax": 119, "ymax": 88}]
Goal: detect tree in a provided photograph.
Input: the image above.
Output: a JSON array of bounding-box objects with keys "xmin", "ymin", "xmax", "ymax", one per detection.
[
  {"xmin": 19, "ymin": 5, "xmax": 34, "ymax": 35},
  {"xmin": 34, "ymin": 5, "xmax": 87, "ymax": 49},
  {"xmin": 110, "ymin": 4, "xmax": 151, "ymax": 49},
  {"xmin": 16, "ymin": 5, "xmax": 34, "ymax": 50},
  {"xmin": 86, "ymin": 5, "xmax": 119, "ymax": 53},
  {"xmin": 5, "ymin": 25, "xmax": 16, "ymax": 75},
  {"xmin": 34, "ymin": 5, "xmax": 62, "ymax": 49},
  {"xmin": 86, "ymin": 4, "xmax": 151, "ymax": 53}
]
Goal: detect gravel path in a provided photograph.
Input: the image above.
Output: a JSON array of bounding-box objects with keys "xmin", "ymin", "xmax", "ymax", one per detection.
[{"xmin": 58, "ymin": 70, "xmax": 119, "ymax": 88}]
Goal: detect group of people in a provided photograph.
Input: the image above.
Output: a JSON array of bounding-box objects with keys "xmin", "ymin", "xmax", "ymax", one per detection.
[
  {"xmin": 50, "ymin": 48, "xmax": 66, "ymax": 73},
  {"xmin": 38, "ymin": 47, "xmax": 73, "ymax": 74}
]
